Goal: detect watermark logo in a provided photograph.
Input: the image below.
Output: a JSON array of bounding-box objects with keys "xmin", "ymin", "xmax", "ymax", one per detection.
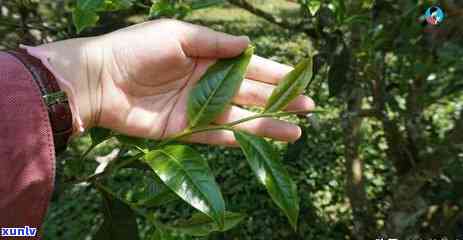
[
  {"xmin": 1, "ymin": 226, "xmax": 37, "ymax": 237},
  {"xmin": 425, "ymin": 6, "xmax": 445, "ymax": 25}
]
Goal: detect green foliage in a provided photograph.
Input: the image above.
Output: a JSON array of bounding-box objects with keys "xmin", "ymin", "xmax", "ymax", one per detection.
[
  {"xmin": 73, "ymin": 7, "xmax": 101, "ymax": 33},
  {"xmin": 144, "ymin": 145, "xmax": 226, "ymax": 228},
  {"xmin": 73, "ymin": 0, "xmax": 226, "ymax": 33},
  {"xmin": 149, "ymin": 0, "xmax": 190, "ymax": 19},
  {"xmin": 135, "ymin": 174, "xmax": 178, "ymax": 208},
  {"xmin": 234, "ymin": 130, "xmax": 299, "ymax": 230},
  {"xmin": 299, "ymin": 0, "xmax": 321, "ymax": 16},
  {"xmin": 187, "ymin": 47, "xmax": 253, "ymax": 128},
  {"xmin": 73, "ymin": 0, "xmax": 134, "ymax": 33},
  {"xmin": 167, "ymin": 211, "xmax": 246, "ymax": 236},
  {"xmin": 94, "ymin": 189, "xmax": 140, "ymax": 239},
  {"xmin": 264, "ymin": 58, "xmax": 313, "ymax": 113},
  {"xmin": 116, "ymin": 135, "xmax": 151, "ymax": 149}
]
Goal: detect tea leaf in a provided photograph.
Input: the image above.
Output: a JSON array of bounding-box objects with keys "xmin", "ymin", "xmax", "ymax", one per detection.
[
  {"xmin": 264, "ymin": 58, "xmax": 313, "ymax": 113},
  {"xmin": 144, "ymin": 145, "xmax": 225, "ymax": 227},
  {"xmin": 94, "ymin": 190, "xmax": 139, "ymax": 240},
  {"xmin": 137, "ymin": 174, "xmax": 178, "ymax": 208},
  {"xmin": 234, "ymin": 131, "xmax": 299, "ymax": 230},
  {"xmin": 73, "ymin": 7, "xmax": 100, "ymax": 33},
  {"xmin": 168, "ymin": 211, "xmax": 245, "ymax": 236},
  {"xmin": 187, "ymin": 47, "xmax": 253, "ymax": 128}
]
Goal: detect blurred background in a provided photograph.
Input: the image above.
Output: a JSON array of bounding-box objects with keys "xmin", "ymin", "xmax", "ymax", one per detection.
[{"xmin": 1, "ymin": 0, "xmax": 462, "ymax": 239}]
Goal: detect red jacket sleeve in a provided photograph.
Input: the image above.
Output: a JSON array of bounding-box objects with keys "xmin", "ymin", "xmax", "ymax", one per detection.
[{"xmin": 0, "ymin": 52, "xmax": 55, "ymax": 235}]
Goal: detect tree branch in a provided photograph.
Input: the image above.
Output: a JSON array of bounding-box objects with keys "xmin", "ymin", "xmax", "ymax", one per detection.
[
  {"xmin": 226, "ymin": 0, "xmax": 318, "ymax": 38},
  {"xmin": 227, "ymin": 0, "xmax": 293, "ymax": 28}
]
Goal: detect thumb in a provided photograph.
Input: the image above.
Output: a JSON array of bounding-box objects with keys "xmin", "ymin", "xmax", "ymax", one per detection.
[{"xmin": 180, "ymin": 23, "xmax": 250, "ymax": 58}]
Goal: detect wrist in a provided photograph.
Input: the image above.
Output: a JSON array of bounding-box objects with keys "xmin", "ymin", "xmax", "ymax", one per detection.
[
  {"xmin": 24, "ymin": 37, "xmax": 105, "ymax": 134},
  {"xmin": 7, "ymin": 49, "xmax": 74, "ymax": 152}
]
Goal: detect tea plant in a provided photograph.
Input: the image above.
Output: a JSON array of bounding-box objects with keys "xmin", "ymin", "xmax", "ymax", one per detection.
[{"xmin": 76, "ymin": 45, "xmax": 315, "ymax": 238}]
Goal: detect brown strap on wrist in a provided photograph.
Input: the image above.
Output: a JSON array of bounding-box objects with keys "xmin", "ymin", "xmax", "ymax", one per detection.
[{"xmin": 8, "ymin": 49, "xmax": 73, "ymax": 153}]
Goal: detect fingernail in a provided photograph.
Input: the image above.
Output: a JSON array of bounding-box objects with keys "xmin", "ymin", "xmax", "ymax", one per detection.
[{"xmin": 238, "ymin": 36, "xmax": 250, "ymax": 44}]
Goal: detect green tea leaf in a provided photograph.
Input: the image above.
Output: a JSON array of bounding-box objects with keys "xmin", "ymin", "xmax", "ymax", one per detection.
[
  {"xmin": 144, "ymin": 145, "xmax": 226, "ymax": 227},
  {"xmin": 149, "ymin": 0, "xmax": 176, "ymax": 18},
  {"xmin": 90, "ymin": 127, "xmax": 112, "ymax": 145},
  {"xmin": 168, "ymin": 212, "xmax": 245, "ymax": 236},
  {"xmin": 72, "ymin": 7, "xmax": 100, "ymax": 33},
  {"xmin": 264, "ymin": 58, "xmax": 313, "ymax": 113},
  {"xmin": 137, "ymin": 174, "xmax": 178, "ymax": 208},
  {"xmin": 307, "ymin": 0, "xmax": 321, "ymax": 16},
  {"xmin": 116, "ymin": 135, "xmax": 148, "ymax": 148},
  {"xmin": 187, "ymin": 47, "xmax": 253, "ymax": 128},
  {"xmin": 333, "ymin": 0, "xmax": 346, "ymax": 24},
  {"xmin": 94, "ymin": 190, "xmax": 139, "ymax": 240},
  {"xmin": 234, "ymin": 131, "xmax": 299, "ymax": 230},
  {"xmin": 142, "ymin": 189, "xmax": 178, "ymax": 208},
  {"xmin": 74, "ymin": 0, "xmax": 129, "ymax": 33}
]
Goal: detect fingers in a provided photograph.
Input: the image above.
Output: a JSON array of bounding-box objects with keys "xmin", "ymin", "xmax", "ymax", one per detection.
[
  {"xmin": 184, "ymin": 130, "xmax": 239, "ymax": 147},
  {"xmin": 217, "ymin": 106, "xmax": 302, "ymax": 142},
  {"xmin": 233, "ymin": 79, "xmax": 315, "ymax": 111},
  {"xmin": 185, "ymin": 106, "xmax": 302, "ymax": 145},
  {"xmin": 180, "ymin": 22, "xmax": 250, "ymax": 58},
  {"xmin": 246, "ymin": 55, "xmax": 293, "ymax": 84}
]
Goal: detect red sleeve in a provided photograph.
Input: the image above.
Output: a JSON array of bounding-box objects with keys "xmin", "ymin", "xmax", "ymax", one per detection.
[{"xmin": 0, "ymin": 52, "xmax": 55, "ymax": 236}]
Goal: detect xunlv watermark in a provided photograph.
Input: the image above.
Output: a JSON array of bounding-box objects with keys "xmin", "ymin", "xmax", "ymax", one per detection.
[{"xmin": 1, "ymin": 226, "xmax": 37, "ymax": 237}]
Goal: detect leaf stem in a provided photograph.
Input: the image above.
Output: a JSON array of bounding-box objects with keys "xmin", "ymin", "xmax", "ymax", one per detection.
[
  {"xmin": 109, "ymin": 152, "xmax": 145, "ymax": 173},
  {"xmin": 158, "ymin": 109, "xmax": 324, "ymax": 146},
  {"xmin": 80, "ymin": 134, "xmax": 113, "ymax": 161},
  {"xmin": 70, "ymin": 152, "xmax": 144, "ymax": 184}
]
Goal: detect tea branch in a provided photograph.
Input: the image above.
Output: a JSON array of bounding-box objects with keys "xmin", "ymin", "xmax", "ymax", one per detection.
[
  {"xmin": 72, "ymin": 109, "xmax": 323, "ymax": 184},
  {"xmin": 158, "ymin": 109, "xmax": 324, "ymax": 146}
]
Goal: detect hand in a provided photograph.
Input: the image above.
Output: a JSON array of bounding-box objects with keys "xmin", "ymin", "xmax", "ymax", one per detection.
[{"xmin": 33, "ymin": 19, "xmax": 315, "ymax": 145}]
